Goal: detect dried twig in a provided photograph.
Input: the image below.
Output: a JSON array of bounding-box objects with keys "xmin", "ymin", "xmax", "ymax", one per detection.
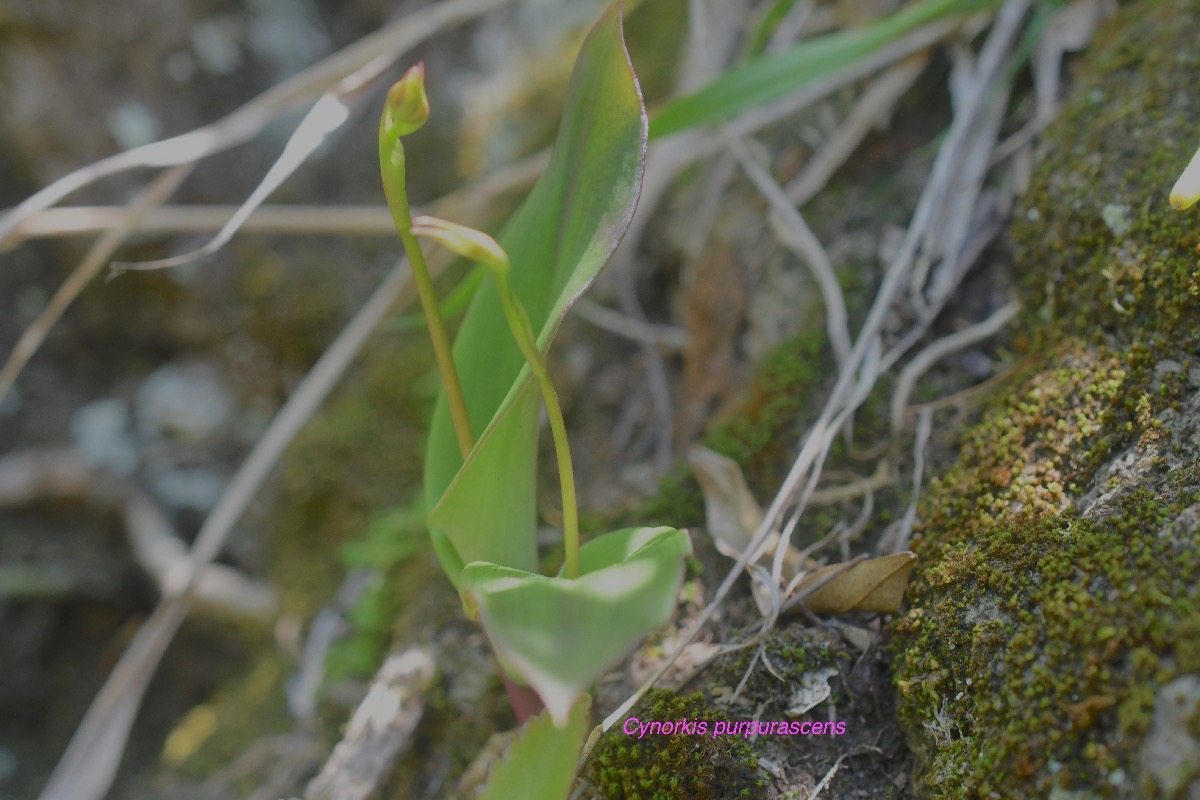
[
  {"xmin": 302, "ymin": 648, "xmax": 436, "ymax": 800},
  {"xmin": 888, "ymin": 300, "xmax": 1020, "ymax": 435}
]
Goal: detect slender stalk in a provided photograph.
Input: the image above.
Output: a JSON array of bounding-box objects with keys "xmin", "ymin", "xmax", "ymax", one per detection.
[
  {"xmin": 491, "ymin": 273, "xmax": 580, "ymax": 579},
  {"xmin": 379, "ymin": 67, "xmax": 474, "ymax": 460},
  {"xmin": 407, "ymin": 214, "xmax": 582, "ymax": 578},
  {"xmin": 395, "ymin": 222, "xmax": 474, "ymax": 460}
]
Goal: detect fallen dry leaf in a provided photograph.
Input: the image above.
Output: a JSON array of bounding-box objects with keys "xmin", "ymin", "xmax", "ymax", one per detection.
[
  {"xmin": 688, "ymin": 444, "xmax": 764, "ymax": 558},
  {"xmin": 789, "ymin": 552, "xmax": 916, "ymax": 614},
  {"xmin": 690, "ymin": 445, "xmax": 916, "ymax": 616},
  {"xmin": 689, "ymin": 445, "xmax": 806, "ymax": 614}
]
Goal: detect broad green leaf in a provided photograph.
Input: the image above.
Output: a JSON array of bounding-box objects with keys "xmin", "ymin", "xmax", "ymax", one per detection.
[
  {"xmin": 477, "ymin": 697, "xmax": 590, "ymax": 800},
  {"xmin": 460, "ymin": 527, "xmax": 691, "ymax": 725},
  {"xmin": 425, "ymin": 1, "xmax": 647, "ymax": 585},
  {"xmin": 650, "ymin": 0, "xmax": 998, "ymax": 139}
]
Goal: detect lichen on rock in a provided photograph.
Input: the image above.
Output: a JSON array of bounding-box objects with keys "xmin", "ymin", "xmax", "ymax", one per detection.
[{"xmin": 890, "ymin": 0, "xmax": 1200, "ymax": 797}]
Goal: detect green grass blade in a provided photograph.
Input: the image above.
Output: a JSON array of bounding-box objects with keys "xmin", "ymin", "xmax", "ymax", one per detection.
[
  {"xmin": 742, "ymin": 0, "xmax": 802, "ymax": 60},
  {"xmin": 650, "ymin": 0, "xmax": 999, "ymax": 139},
  {"xmin": 424, "ymin": 1, "xmax": 647, "ymax": 585}
]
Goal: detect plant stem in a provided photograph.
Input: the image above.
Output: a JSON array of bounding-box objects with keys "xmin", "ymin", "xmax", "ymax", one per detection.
[
  {"xmin": 492, "ymin": 274, "xmax": 581, "ymax": 579},
  {"xmin": 381, "ymin": 159, "xmax": 475, "ymax": 461},
  {"xmin": 398, "ymin": 224, "xmax": 474, "ymax": 460}
]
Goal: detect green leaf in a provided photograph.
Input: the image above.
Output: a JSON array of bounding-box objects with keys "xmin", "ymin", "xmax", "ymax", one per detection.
[
  {"xmin": 460, "ymin": 527, "xmax": 691, "ymax": 725},
  {"xmin": 424, "ymin": 1, "xmax": 647, "ymax": 585},
  {"xmin": 478, "ymin": 696, "xmax": 589, "ymax": 800},
  {"xmin": 649, "ymin": 0, "xmax": 998, "ymax": 139}
]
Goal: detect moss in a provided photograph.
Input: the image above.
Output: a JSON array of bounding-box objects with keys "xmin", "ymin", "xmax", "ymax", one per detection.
[
  {"xmin": 891, "ymin": 1, "xmax": 1200, "ymax": 796},
  {"xmin": 584, "ymin": 689, "xmax": 766, "ymax": 800},
  {"xmin": 1013, "ymin": 0, "xmax": 1200, "ymax": 357},
  {"xmin": 894, "ymin": 498, "xmax": 1200, "ymax": 798}
]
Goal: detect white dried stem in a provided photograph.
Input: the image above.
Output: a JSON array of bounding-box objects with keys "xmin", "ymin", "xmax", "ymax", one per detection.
[{"xmin": 888, "ymin": 300, "xmax": 1020, "ymax": 435}]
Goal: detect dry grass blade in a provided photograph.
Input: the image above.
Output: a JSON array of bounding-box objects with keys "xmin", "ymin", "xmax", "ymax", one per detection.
[
  {"xmin": 0, "ymin": 0, "xmax": 507, "ymax": 248},
  {"xmin": 5, "ymin": 147, "xmax": 549, "ymax": 248},
  {"xmin": 3, "ymin": 205, "xmax": 396, "ymax": 243},
  {"xmin": 0, "ymin": 165, "xmax": 191, "ymax": 405},
  {"xmin": 877, "ymin": 407, "xmax": 934, "ymax": 555},
  {"xmin": 785, "ymin": 53, "xmax": 930, "ymax": 206},
  {"xmin": 112, "ymin": 55, "xmax": 396, "ymax": 274},
  {"xmin": 38, "ymin": 597, "xmax": 192, "ymax": 800},
  {"xmin": 889, "ymin": 300, "xmax": 1020, "ymax": 434},
  {"xmin": 728, "ymin": 135, "xmax": 852, "ymax": 371},
  {"xmin": 912, "ymin": 77, "xmax": 1011, "ymax": 313}
]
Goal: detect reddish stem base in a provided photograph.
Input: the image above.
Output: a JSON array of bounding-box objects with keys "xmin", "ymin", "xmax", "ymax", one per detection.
[{"xmin": 502, "ymin": 674, "xmax": 544, "ymax": 724}]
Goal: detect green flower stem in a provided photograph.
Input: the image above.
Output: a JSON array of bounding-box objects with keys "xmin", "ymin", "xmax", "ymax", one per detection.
[
  {"xmin": 490, "ymin": 271, "xmax": 581, "ymax": 579},
  {"xmin": 408, "ymin": 215, "xmax": 583, "ymax": 579},
  {"xmin": 379, "ymin": 84, "xmax": 474, "ymax": 460},
  {"xmin": 396, "ymin": 221, "xmax": 474, "ymax": 460}
]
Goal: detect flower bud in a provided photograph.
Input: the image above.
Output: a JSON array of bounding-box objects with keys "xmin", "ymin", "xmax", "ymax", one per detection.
[{"xmin": 383, "ymin": 63, "xmax": 430, "ymax": 139}]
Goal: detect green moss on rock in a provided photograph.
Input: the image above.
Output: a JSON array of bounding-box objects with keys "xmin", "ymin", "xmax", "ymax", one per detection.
[
  {"xmin": 891, "ymin": 0, "xmax": 1200, "ymax": 796},
  {"xmin": 584, "ymin": 689, "xmax": 766, "ymax": 800}
]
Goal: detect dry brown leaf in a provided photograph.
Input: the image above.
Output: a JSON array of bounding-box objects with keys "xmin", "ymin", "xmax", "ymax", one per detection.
[
  {"xmin": 789, "ymin": 552, "xmax": 916, "ymax": 614},
  {"xmin": 690, "ymin": 445, "xmax": 807, "ymax": 614},
  {"xmin": 690, "ymin": 445, "xmax": 916, "ymax": 616},
  {"xmin": 689, "ymin": 444, "xmax": 764, "ymax": 558}
]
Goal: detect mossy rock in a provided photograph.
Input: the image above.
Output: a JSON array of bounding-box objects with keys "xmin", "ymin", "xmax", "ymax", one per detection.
[
  {"xmin": 581, "ymin": 688, "xmax": 766, "ymax": 800},
  {"xmin": 890, "ymin": 1, "xmax": 1200, "ymax": 798}
]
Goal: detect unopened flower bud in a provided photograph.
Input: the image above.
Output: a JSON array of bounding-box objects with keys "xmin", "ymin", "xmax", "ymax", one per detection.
[{"xmin": 383, "ymin": 63, "xmax": 430, "ymax": 139}]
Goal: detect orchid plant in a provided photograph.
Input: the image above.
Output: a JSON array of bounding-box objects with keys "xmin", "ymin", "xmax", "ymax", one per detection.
[{"xmin": 378, "ymin": 3, "xmax": 690, "ymax": 790}]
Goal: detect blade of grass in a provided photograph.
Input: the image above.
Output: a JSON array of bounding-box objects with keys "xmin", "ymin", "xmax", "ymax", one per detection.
[{"xmin": 650, "ymin": 0, "xmax": 999, "ymax": 138}]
